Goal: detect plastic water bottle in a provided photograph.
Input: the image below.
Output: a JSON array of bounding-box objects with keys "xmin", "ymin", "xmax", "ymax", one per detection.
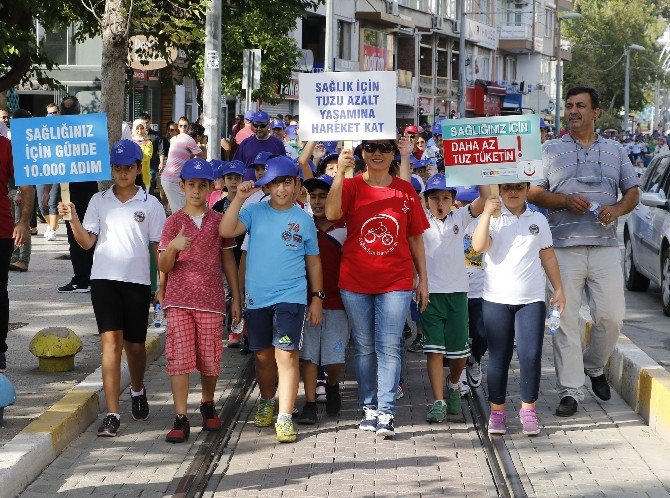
[
  {"xmin": 231, "ymin": 318, "xmax": 244, "ymax": 335},
  {"xmin": 153, "ymin": 303, "xmax": 164, "ymax": 328},
  {"xmin": 546, "ymin": 306, "xmax": 561, "ymax": 335},
  {"xmin": 588, "ymin": 201, "xmax": 601, "ymax": 216}
]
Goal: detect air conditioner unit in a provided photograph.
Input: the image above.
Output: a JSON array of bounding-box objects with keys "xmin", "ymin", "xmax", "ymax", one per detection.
[
  {"xmin": 431, "ymin": 15, "xmax": 443, "ymax": 30},
  {"xmin": 386, "ymin": 0, "xmax": 399, "ymax": 16},
  {"xmin": 452, "ymin": 20, "xmax": 461, "ymax": 33},
  {"xmin": 513, "ymin": 0, "xmax": 530, "ymax": 5}
]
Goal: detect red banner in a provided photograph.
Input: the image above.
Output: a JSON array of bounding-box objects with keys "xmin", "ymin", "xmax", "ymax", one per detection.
[
  {"xmin": 362, "ymin": 45, "xmax": 393, "ymax": 72},
  {"xmin": 444, "ymin": 137, "xmax": 518, "ymax": 166}
]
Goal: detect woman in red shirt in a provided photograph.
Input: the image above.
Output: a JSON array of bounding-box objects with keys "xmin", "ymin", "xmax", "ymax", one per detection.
[{"xmin": 325, "ymin": 140, "xmax": 429, "ymax": 438}]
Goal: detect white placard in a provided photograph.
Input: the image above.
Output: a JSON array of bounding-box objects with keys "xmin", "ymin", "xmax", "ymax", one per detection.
[
  {"xmin": 298, "ymin": 71, "xmax": 397, "ymax": 141},
  {"xmin": 206, "ymin": 50, "xmax": 220, "ymax": 70}
]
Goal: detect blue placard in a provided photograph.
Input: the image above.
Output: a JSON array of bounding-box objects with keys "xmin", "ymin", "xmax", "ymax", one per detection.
[{"xmin": 10, "ymin": 114, "xmax": 111, "ymax": 186}]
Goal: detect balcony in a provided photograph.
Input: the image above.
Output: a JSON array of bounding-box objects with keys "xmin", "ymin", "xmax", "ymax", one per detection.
[
  {"xmin": 498, "ymin": 25, "xmax": 533, "ymax": 53},
  {"xmin": 397, "ymin": 74, "xmax": 417, "ymax": 107},
  {"xmin": 419, "ymin": 75, "xmax": 433, "ymax": 94},
  {"xmin": 436, "ymin": 77, "xmax": 450, "ymax": 95}
]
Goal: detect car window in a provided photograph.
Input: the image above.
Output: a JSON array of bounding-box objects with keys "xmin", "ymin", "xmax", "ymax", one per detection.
[
  {"xmin": 644, "ymin": 157, "xmax": 670, "ymax": 192},
  {"xmin": 660, "ymin": 168, "xmax": 670, "ymax": 199}
]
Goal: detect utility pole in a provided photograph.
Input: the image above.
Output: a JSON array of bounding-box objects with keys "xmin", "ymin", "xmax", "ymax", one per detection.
[
  {"xmin": 324, "ymin": 0, "xmax": 334, "ymax": 72},
  {"xmin": 624, "ymin": 44, "xmax": 645, "ymax": 133},
  {"xmin": 203, "ymin": 0, "xmax": 222, "ymax": 160},
  {"xmin": 457, "ymin": 0, "xmax": 466, "ymax": 118}
]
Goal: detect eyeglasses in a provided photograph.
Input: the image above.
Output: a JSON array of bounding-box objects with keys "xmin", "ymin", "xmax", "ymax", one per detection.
[
  {"xmin": 363, "ymin": 142, "xmax": 395, "ymax": 154},
  {"xmin": 168, "ymin": 127, "xmax": 179, "ymax": 133},
  {"xmin": 416, "ymin": 140, "xmax": 426, "ymax": 144},
  {"xmin": 501, "ymin": 184, "xmax": 527, "ymax": 192},
  {"xmin": 253, "ymin": 123, "xmax": 268, "ymax": 129}
]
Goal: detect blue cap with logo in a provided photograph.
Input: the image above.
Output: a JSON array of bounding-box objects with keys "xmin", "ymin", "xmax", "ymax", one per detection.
[
  {"xmin": 319, "ymin": 152, "xmax": 340, "ymax": 171},
  {"xmin": 210, "ymin": 159, "xmax": 225, "ymax": 178},
  {"xmin": 410, "ymin": 174, "xmax": 424, "ymax": 194},
  {"xmin": 455, "ymin": 185, "xmax": 478, "ymax": 203},
  {"xmin": 431, "ymin": 122, "xmax": 443, "ymax": 136},
  {"xmin": 285, "ymin": 125, "xmax": 298, "ymax": 140},
  {"xmin": 221, "ymin": 160, "xmax": 245, "ymax": 177},
  {"xmin": 270, "ymin": 119, "xmax": 285, "ymax": 129},
  {"xmin": 255, "ymin": 155, "xmax": 300, "ymax": 186},
  {"xmin": 251, "ymin": 151, "xmax": 277, "ymax": 167},
  {"xmin": 244, "ymin": 110, "xmax": 255, "ymax": 121},
  {"xmin": 303, "ymin": 174, "xmax": 334, "ymax": 191},
  {"xmin": 181, "ymin": 158, "xmax": 214, "ymax": 181},
  {"xmin": 424, "ymin": 173, "xmax": 456, "ymax": 193},
  {"xmin": 322, "ymin": 141, "xmax": 338, "ymax": 153},
  {"xmin": 413, "ymin": 159, "xmax": 429, "ymax": 170},
  {"xmin": 252, "ymin": 110, "xmax": 270, "ymax": 123},
  {"xmin": 110, "ymin": 139, "xmax": 143, "ymax": 165}
]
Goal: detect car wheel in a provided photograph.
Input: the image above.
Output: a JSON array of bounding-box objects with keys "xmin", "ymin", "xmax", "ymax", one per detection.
[
  {"xmin": 661, "ymin": 248, "xmax": 670, "ymax": 317},
  {"xmin": 624, "ymin": 237, "xmax": 650, "ymax": 291}
]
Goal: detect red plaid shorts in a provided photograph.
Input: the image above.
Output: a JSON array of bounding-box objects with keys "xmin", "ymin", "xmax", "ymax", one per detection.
[{"xmin": 165, "ymin": 307, "xmax": 224, "ymax": 376}]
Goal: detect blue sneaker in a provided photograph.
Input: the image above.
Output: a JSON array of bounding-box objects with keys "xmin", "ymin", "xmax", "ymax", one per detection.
[
  {"xmin": 375, "ymin": 412, "xmax": 395, "ymax": 438},
  {"xmin": 359, "ymin": 407, "xmax": 378, "ymax": 431},
  {"xmin": 0, "ymin": 352, "xmax": 5, "ymax": 372}
]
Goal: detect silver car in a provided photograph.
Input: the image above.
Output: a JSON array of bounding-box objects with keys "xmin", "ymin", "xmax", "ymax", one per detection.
[{"xmin": 623, "ymin": 152, "xmax": 670, "ymax": 316}]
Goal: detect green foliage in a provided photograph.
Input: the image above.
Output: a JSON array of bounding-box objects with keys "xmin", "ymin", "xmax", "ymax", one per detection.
[{"xmin": 562, "ymin": 0, "xmax": 667, "ymax": 121}]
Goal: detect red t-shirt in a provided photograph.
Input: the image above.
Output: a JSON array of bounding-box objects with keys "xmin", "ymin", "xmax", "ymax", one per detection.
[
  {"xmin": 0, "ymin": 138, "xmax": 14, "ymax": 238},
  {"xmin": 339, "ymin": 175, "xmax": 429, "ymax": 294},
  {"xmin": 309, "ymin": 220, "xmax": 347, "ymax": 310},
  {"xmin": 159, "ymin": 209, "xmax": 235, "ymax": 314}
]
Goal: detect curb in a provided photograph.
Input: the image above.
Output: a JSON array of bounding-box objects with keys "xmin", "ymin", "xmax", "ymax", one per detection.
[{"xmin": 0, "ymin": 331, "xmax": 165, "ymax": 498}]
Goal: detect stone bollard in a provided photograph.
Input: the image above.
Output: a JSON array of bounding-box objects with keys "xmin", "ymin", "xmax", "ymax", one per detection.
[
  {"xmin": 29, "ymin": 327, "xmax": 83, "ymax": 372},
  {"xmin": 0, "ymin": 373, "xmax": 16, "ymax": 424}
]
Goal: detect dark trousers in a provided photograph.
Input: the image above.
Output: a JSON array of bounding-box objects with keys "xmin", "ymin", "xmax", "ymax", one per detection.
[
  {"xmin": 468, "ymin": 298, "xmax": 487, "ymax": 363},
  {"xmin": 66, "ymin": 183, "xmax": 97, "ymax": 287},
  {"xmin": 0, "ymin": 238, "xmax": 14, "ymax": 354},
  {"xmin": 482, "ymin": 300, "xmax": 545, "ymax": 405}
]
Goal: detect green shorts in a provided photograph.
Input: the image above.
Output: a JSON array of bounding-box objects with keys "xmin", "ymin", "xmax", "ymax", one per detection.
[{"xmin": 420, "ymin": 292, "xmax": 470, "ymax": 358}]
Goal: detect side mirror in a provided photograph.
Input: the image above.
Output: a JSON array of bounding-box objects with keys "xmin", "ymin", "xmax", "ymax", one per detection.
[{"xmin": 640, "ymin": 191, "xmax": 669, "ymax": 209}]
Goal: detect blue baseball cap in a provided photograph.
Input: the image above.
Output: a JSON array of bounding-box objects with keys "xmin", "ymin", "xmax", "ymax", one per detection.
[
  {"xmin": 110, "ymin": 139, "xmax": 143, "ymax": 165},
  {"xmin": 244, "ymin": 110, "xmax": 255, "ymax": 121},
  {"xmin": 255, "ymin": 156, "xmax": 300, "ymax": 186},
  {"xmin": 319, "ymin": 152, "xmax": 339, "ymax": 170},
  {"xmin": 424, "ymin": 173, "xmax": 456, "ymax": 193},
  {"xmin": 413, "ymin": 159, "xmax": 429, "ymax": 170},
  {"xmin": 251, "ymin": 151, "xmax": 277, "ymax": 167},
  {"xmin": 410, "ymin": 174, "xmax": 424, "ymax": 194},
  {"xmin": 540, "ymin": 118, "xmax": 548, "ymax": 129},
  {"xmin": 210, "ymin": 159, "xmax": 225, "ymax": 178},
  {"xmin": 455, "ymin": 185, "xmax": 478, "ymax": 203},
  {"xmin": 181, "ymin": 158, "xmax": 214, "ymax": 181},
  {"xmin": 270, "ymin": 119, "xmax": 285, "ymax": 129},
  {"xmin": 252, "ymin": 111, "xmax": 270, "ymax": 123},
  {"xmin": 221, "ymin": 160, "xmax": 245, "ymax": 177},
  {"xmin": 322, "ymin": 141, "xmax": 338, "ymax": 153},
  {"xmin": 243, "ymin": 168, "xmax": 257, "ymax": 181},
  {"xmin": 285, "ymin": 125, "xmax": 298, "ymax": 140},
  {"xmin": 304, "ymin": 174, "xmax": 334, "ymax": 191},
  {"xmin": 431, "ymin": 122, "xmax": 443, "ymax": 135}
]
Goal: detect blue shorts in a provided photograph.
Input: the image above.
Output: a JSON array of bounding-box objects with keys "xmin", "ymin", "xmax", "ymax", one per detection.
[
  {"xmin": 300, "ymin": 309, "xmax": 349, "ymax": 366},
  {"xmin": 246, "ymin": 302, "xmax": 306, "ymax": 351}
]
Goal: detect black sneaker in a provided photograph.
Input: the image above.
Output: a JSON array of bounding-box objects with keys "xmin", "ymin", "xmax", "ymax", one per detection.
[
  {"xmin": 166, "ymin": 415, "xmax": 190, "ymax": 443},
  {"xmin": 375, "ymin": 413, "xmax": 395, "ymax": 438},
  {"xmin": 97, "ymin": 414, "xmax": 120, "ymax": 437},
  {"xmin": 296, "ymin": 402, "xmax": 318, "ymax": 425},
  {"xmin": 131, "ymin": 386, "xmax": 149, "ymax": 421},
  {"xmin": 0, "ymin": 352, "xmax": 6, "ymax": 373},
  {"xmin": 200, "ymin": 401, "xmax": 221, "ymax": 431},
  {"xmin": 407, "ymin": 335, "xmax": 424, "ymax": 353},
  {"xmin": 325, "ymin": 382, "xmax": 341, "ymax": 416},
  {"xmin": 58, "ymin": 282, "xmax": 90, "ymax": 293}
]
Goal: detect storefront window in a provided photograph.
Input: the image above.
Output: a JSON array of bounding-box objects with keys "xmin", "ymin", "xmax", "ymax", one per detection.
[
  {"xmin": 362, "ymin": 28, "xmax": 394, "ymax": 72},
  {"xmin": 37, "ymin": 24, "xmax": 77, "ymax": 66}
]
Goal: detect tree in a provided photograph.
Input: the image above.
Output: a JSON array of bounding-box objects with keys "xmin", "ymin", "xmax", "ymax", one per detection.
[{"xmin": 562, "ymin": 0, "xmax": 666, "ymax": 127}]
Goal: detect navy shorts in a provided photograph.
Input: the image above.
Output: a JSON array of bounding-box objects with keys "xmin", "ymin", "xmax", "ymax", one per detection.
[{"xmin": 246, "ymin": 302, "xmax": 307, "ymax": 352}]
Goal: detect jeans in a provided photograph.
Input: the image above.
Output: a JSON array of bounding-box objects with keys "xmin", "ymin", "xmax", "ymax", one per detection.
[
  {"xmin": 468, "ymin": 298, "xmax": 487, "ymax": 363},
  {"xmin": 162, "ymin": 178, "xmax": 185, "ymax": 214},
  {"xmin": 482, "ymin": 300, "xmax": 545, "ymax": 405},
  {"xmin": 9, "ymin": 189, "xmax": 31, "ymax": 265},
  {"xmin": 0, "ymin": 238, "xmax": 13, "ymax": 354},
  {"xmin": 341, "ymin": 289, "xmax": 412, "ymax": 415},
  {"xmin": 36, "ymin": 183, "xmax": 60, "ymax": 216}
]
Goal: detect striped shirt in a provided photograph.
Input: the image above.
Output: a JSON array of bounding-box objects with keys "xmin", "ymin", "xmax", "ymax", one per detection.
[
  {"xmin": 540, "ymin": 134, "xmax": 639, "ymax": 248},
  {"xmin": 162, "ymin": 134, "xmax": 201, "ymax": 183}
]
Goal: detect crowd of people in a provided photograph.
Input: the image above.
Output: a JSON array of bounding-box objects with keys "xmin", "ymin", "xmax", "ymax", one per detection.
[{"xmin": 0, "ymin": 85, "xmax": 640, "ymax": 445}]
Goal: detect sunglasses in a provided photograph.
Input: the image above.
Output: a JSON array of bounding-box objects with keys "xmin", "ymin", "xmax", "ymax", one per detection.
[
  {"xmin": 363, "ymin": 142, "xmax": 395, "ymax": 154},
  {"xmin": 501, "ymin": 184, "xmax": 527, "ymax": 192},
  {"xmin": 406, "ymin": 134, "xmax": 416, "ymax": 139},
  {"xmin": 169, "ymin": 127, "xmax": 179, "ymax": 133},
  {"xmin": 178, "ymin": 124, "xmax": 188, "ymax": 129},
  {"xmin": 253, "ymin": 123, "xmax": 268, "ymax": 129}
]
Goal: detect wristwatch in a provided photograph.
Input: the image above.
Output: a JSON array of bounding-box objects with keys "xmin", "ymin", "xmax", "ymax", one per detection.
[{"xmin": 311, "ymin": 291, "xmax": 326, "ymax": 300}]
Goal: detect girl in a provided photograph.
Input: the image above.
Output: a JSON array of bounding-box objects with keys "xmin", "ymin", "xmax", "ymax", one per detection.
[
  {"xmin": 132, "ymin": 118, "xmax": 153, "ymax": 190},
  {"xmin": 472, "ymin": 183, "xmax": 565, "ymax": 436},
  {"xmin": 58, "ymin": 140, "xmax": 166, "ymax": 437}
]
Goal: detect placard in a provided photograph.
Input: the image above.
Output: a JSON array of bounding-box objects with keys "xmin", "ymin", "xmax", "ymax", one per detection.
[
  {"xmin": 10, "ymin": 114, "xmax": 111, "ymax": 186},
  {"xmin": 298, "ymin": 71, "xmax": 396, "ymax": 141},
  {"xmin": 441, "ymin": 114, "xmax": 543, "ymax": 187}
]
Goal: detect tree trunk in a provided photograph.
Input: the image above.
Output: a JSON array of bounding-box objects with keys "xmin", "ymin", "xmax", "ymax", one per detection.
[{"xmin": 99, "ymin": 0, "xmax": 130, "ymax": 190}]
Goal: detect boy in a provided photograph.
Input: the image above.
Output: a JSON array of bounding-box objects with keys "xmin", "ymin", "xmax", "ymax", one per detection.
[
  {"xmin": 158, "ymin": 158, "xmax": 242, "ymax": 443},
  {"xmin": 413, "ymin": 159, "xmax": 430, "ymax": 183},
  {"xmin": 421, "ymin": 174, "xmax": 487, "ymax": 422},
  {"xmin": 296, "ymin": 174, "xmax": 348, "ymax": 424},
  {"xmin": 220, "ymin": 156, "xmax": 323, "ymax": 443}
]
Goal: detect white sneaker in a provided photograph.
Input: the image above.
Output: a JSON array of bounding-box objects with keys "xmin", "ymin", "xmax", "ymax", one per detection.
[
  {"xmin": 466, "ymin": 359, "xmax": 482, "ymax": 388},
  {"xmin": 43, "ymin": 227, "xmax": 53, "ymax": 239},
  {"xmin": 45, "ymin": 229, "xmax": 57, "ymax": 241},
  {"xmin": 459, "ymin": 369, "xmax": 471, "ymax": 396}
]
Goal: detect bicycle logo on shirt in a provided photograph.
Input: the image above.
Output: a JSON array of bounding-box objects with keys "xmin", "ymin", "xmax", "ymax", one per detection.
[{"xmin": 359, "ymin": 214, "xmax": 399, "ymax": 256}]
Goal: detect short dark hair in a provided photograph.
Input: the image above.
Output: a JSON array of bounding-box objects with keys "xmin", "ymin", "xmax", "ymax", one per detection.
[
  {"xmin": 565, "ymin": 86, "xmax": 600, "ymax": 110},
  {"xmin": 178, "ymin": 115, "xmax": 189, "ymax": 123},
  {"xmin": 166, "ymin": 120, "xmax": 175, "ymax": 129},
  {"xmin": 187, "ymin": 122, "xmax": 205, "ymax": 139},
  {"xmin": 138, "ymin": 112, "xmax": 150, "ymax": 121},
  {"xmin": 268, "ymin": 175, "xmax": 297, "ymax": 185},
  {"xmin": 60, "ymin": 95, "xmax": 80, "ymax": 115},
  {"xmin": 13, "ymin": 109, "xmax": 32, "ymax": 119}
]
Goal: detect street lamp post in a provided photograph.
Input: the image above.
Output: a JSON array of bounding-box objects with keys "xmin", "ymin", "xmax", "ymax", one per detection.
[
  {"xmin": 555, "ymin": 12, "xmax": 582, "ymax": 134},
  {"xmin": 624, "ymin": 44, "xmax": 646, "ymax": 133}
]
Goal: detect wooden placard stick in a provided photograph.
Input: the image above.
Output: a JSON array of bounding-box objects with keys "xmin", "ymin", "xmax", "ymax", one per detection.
[
  {"xmin": 490, "ymin": 184, "xmax": 501, "ymax": 218},
  {"xmin": 60, "ymin": 182, "xmax": 72, "ymax": 221}
]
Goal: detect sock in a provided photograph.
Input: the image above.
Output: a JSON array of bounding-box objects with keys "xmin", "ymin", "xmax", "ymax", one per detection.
[
  {"xmin": 434, "ymin": 399, "xmax": 446, "ymax": 405},
  {"xmin": 277, "ymin": 412, "xmax": 292, "ymax": 422},
  {"xmin": 130, "ymin": 386, "xmax": 145, "ymax": 397},
  {"xmin": 448, "ymin": 379, "xmax": 460, "ymax": 390},
  {"xmin": 108, "ymin": 412, "xmax": 120, "ymax": 420}
]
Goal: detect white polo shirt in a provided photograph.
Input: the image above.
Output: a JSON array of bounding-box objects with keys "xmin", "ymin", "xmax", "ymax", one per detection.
[
  {"xmin": 423, "ymin": 205, "xmax": 473, "ymax": 294},
  {"xmin": 483, "ymin": 204, "xmax": 553, "ymax": 305},
  {"xmin": 83, "ymin": 186, "xmax": 166, "ymax": 285}
]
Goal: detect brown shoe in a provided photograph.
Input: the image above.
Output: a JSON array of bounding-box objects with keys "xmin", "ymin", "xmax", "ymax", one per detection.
[{"xmin": 9, "ymin": 261, "xmax": 28, "ymax": 272}]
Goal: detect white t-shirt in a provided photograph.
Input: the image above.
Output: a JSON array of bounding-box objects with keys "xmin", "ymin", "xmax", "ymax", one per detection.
[
  {"xmin": 423, "ymin": 205, "xmax": 473, "ymax": 294},
  {"xmin": 83, "ymin": 186, "xmax": 166, "ymax": 285},
  {"xmin": 464, "ymin": 217, "xmax": 485, "ymax": 299},
  {"xmin": 483, "ymin": 204, "xmax": 553, "ymax": 305}
]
